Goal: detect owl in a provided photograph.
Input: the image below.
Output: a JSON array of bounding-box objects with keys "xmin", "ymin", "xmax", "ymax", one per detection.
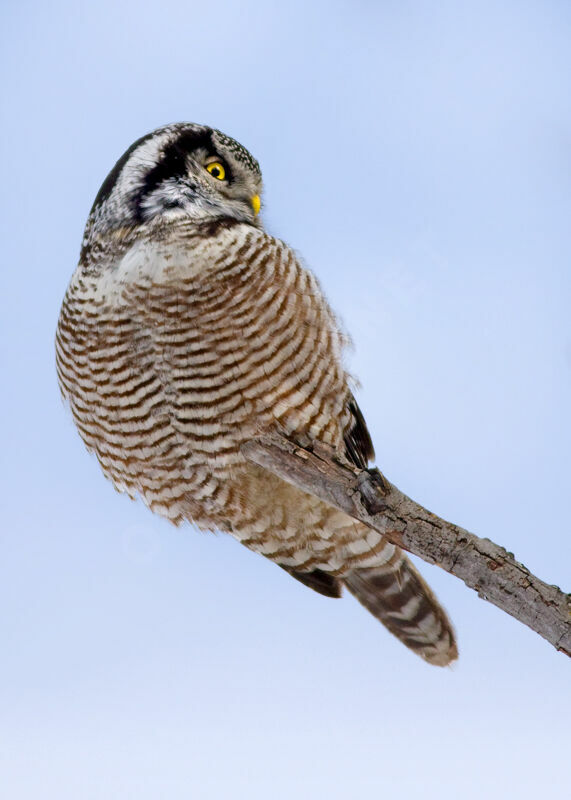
[{"xmin": 56, "ymin": 123, "xmax": 457, "ymax": 666}]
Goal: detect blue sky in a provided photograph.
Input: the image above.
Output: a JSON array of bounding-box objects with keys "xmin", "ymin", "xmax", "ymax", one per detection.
[{"xmin": 1, "ymin": 1, "xmax": 570, "ymax": 797}]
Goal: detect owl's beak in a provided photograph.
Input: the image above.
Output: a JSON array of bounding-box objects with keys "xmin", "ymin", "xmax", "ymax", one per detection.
[{"xmin": 251, "ymin": 194, "xmax": 261, "ymax": 216}]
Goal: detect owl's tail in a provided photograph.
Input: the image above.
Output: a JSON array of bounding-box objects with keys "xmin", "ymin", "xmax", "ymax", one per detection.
[{"xmin": 343, "ymin": 553, "xmax": 458, "ymax": 667}]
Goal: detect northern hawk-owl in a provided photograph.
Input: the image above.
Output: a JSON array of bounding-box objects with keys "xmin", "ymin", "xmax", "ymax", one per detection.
[{"xmin": 56, "ymin": 123, "xmax": 457, "ymax": 666}]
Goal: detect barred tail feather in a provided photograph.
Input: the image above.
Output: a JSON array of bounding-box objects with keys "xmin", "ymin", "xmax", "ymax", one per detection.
[{"xmin": 343, "ymin": 554, "xmax": 458, "ymax": 667}]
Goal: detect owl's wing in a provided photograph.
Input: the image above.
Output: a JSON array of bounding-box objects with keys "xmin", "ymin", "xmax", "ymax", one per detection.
[
  {"xmin": 280, "ymin": 394, "xmax": 373, "ymax": 600},
  {"xmin": 280, "ymin": 565, "xmax": 342, "ymax": 598},
  {"xmin": 343, "ymin": 394, "xmax": 375, "ymax": 469}
]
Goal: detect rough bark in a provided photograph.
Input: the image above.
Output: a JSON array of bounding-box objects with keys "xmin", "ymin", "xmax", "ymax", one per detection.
[{"xmin": 242, "ymin": 431, "xmax": 571, "ymax": 658}]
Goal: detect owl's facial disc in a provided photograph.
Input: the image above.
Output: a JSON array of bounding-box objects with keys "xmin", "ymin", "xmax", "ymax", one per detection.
[{"xmin": 89, "ymin": 123, "xmax": 263, "ymax": 232}]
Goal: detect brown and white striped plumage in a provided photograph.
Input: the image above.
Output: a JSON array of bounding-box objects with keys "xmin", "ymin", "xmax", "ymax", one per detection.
[{"xmin": 56, "ymin": 123, "xmax": 457, "ymax": 666}]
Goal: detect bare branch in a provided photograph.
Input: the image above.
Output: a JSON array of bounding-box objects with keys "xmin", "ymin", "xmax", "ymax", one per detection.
[{"xmin": 242, "ymin": 431, "xmax": 571, "ymax": 658}]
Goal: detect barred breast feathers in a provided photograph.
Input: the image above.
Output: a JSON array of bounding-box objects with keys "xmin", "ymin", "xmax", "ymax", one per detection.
[
  {"xmin": 77, "ymin": 222, "xmax": 262, "ymax": 306},
  {"xmin": 56, "ymin": 221, "xmax": 352, "ymax": 492}
]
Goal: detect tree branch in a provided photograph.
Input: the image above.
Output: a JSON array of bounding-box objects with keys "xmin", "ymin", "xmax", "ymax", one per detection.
[{"xmin": 242, "ymin": 430, "xmax": 571, "ymax": 658}]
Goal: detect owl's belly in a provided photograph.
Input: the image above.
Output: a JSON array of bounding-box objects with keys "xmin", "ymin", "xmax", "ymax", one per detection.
[
  {"xmin": 57, "ymin": 242, "xmax": 360, "ymax": 565},
  {"xmin": 60, "ymin": 340, "xmax": 387, "ymax": 572},
  {"xmin": 198, "ymin": 462, "xmax": 392, "ymax": 574}
]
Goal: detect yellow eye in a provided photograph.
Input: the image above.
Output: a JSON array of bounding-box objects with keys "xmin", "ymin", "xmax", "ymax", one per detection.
[{"xmin": 205, "ymin": 162, "xmax": 226, "ymax": 180}]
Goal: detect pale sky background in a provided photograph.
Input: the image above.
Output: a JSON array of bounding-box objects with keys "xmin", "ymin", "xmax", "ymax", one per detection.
[{"xmin": 1, "ymin": 1, "xmax": 570, "ymax": 798}]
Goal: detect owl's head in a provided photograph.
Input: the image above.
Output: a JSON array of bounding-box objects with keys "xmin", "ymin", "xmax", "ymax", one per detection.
[{"xmin": 87, "ymin": 123, "xmax": 263, "ymax": 236}]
